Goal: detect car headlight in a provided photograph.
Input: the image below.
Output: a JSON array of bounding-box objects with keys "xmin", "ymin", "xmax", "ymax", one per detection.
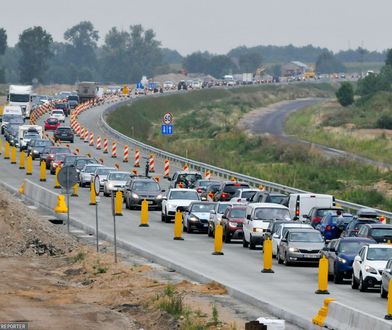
[
  {"xmin": 289, "ymin": 247, "xmax": 299, "ymax": 252},
  {"xmin": 168, "ymin": 204, "xmax": 177, "ymax": 210},
  {"xmin": 229, "ymin": 221, "xmax": 238, "ymax": 228},
  {"xmin": 33, "ymin": 150, "xmax": 39, "ymax": 154},
  {"xmin": 337, "ymin": 257, "xmax": 347, "ymax": 264},
  {"xmin": 108, "ymin": 183, "xmax": 114, "ymax": 189},
  {"xmin": 189, "ymin": 215, "xmax": 199, "ymax": 222},
  {"xmin": 156, "ymin": 194, "xmax": 163, "ymax": 199},
  {"xmin": 365, "ymin": 265, "xmax": 378, "ymax": 274},
  {"xmin": 132, "ymin": 193, "xmax": 139, "ymax": 199}
]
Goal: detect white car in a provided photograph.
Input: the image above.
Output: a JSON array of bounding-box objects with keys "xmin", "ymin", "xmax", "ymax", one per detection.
[
  {"xmin": 50, "ymin": 109, "xmax": 65, "ymax": 122},
  {"xmin": 230, "ymin": 188, "xmax": 260, "ymax": 203},
  {"xmin": 243, "ymin": 203, "xmax": 291, "ymax": 250},
  {"xmin": 94, "ymin": 167, "xmax": 117, "ymax": 191},
  {"xmin": 272, "ymin": 223, "xmax": 312, "ymax": 257},
  {"xmin": 79, "ymin": 164, "xmax": 104, "ymax": 187},
  {"xmin": 103, "ymin": 171, "xmax": 131, "ymax": 196},
  {"xmin": 163, "ymin": 81, "xmax": 174, "ymax": 90},
  {"xmin": 208, "ymin": 201, "xmax": 243, "ymax": 237},
  {"xmin": 352, "ymin": 244, "xmax": 392, "ymax": 291},
  {"xmin": 161, "ymin": 188, "xmax": 200, "ymax": 223}
]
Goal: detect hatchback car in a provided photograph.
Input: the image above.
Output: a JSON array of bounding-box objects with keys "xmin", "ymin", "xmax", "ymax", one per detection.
[
  {"xmin": 341, "ymin": 218, "xmax": 380, "ymax": 237},
  {"xmin": 94, "ymin": 167, "xmax": 117, "ymax": 191},
  {"xmin": 183, "ymin": 202, "xmax": 216, "ymax": 233},
  {"xmin": 124, "ymin": 177, "xmax": 165, "ymax": 210},
  {"xmin": 44, "ymin": 117, "xmax": 60, "ymax": 131},
  {"xmin": 103, "ymin": 171, "xmax": 131, "ymax": 196},
  {"xmin": 381, "ymin": 258, "xmax": 392, "ymax": 298},
  {"xmin": 272, "ymin": 223, "xmax": 312, "ymax": 257},
  {"xmin": 161, "ymin": 189, "xmax": 200, "ymax": 223},
  {"xmin": 27, "ymin": 139, "xmax": 53, "ymax": 160},
  {"xmin": 79, "ymin": 164, "xmax": 104, "ymax": 187},
  {"xmin": 214, "ymin": 181, "xmax": 250, "ymax": 202},
  {"xmin": 50, "ymin": 153, "xmax": 72, "ymax": 174},
  {"xmin": 221, "ymin": 205, "xmax": 247, "ymax": 242},
  {"xmin": 54, "ymin": 126, "xmax": 74, "ymax": 143},
  {"xmin": 357, "ymin": 224, "xmax": 392, "ymax": 243},
  {"xmin": 50, "ymin": 109, "xmax": 65, "ymax": 122},
  {"xmin": 41, "ymin": 146, "xmax": 71, "ymax": 168},
  {"xmin": 317, "ymin": 213, "xmax": 354, "ymax": 241},
  {"xmin": 306, "ymin": 207, "xmax": 344, "ymax": 228}
]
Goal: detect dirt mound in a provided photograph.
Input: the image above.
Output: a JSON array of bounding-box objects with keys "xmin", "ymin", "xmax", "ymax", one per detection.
[{"xmin": 0, "ymin": 190, "xmax": 76, "ymax": 257}]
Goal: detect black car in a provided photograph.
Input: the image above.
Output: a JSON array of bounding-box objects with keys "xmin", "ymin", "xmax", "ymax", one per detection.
[
  {"xmin": 27, "ymin": 139, "xmax": 53, "ymax": 159},
  {"xmin": 191, "ymin": 179, "xmax": 220, "ymax": 195},
  {"xmin": 357, "ymin": 224, "xmax": 392, "ymax": 243},
  {"xmin": 213, "ymin": 181, "xmax": 250, "ymax": 201},
  {"xmin": 201, "ymin": 182, "xmax": 221, "ymax": 201},
  {"xmin": 182, "ymin": 202, "xmax": 216, "ymax": 233},
  {"xmin": 177, "ymin": 81, "xmax": 187, "ymax": 90},
  {"xmin": 124, "ymin": 177, "xmax": 165, "ymax": 210},
  {"xmin": 54, "ymin": 126, "xmax": 74, "ymax": 143},
  {"xmin": 168, "ymin": 171, "xmax": 203, "ymax": 189},
  {"xmin": 341, "ymin": 218, "xmax": 380, "ymax": 237},
  {"xmin": 55, "ymin": 102, "xmax": 70, "ymax": 116}
]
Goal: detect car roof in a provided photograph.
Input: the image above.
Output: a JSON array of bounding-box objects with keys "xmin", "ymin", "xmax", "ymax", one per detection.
[
  {"xmin": 368, "ymin": 244, "xmax": 392, "ymax": 249},
  {"xmin": 286, "ymin": 228, "xmax": 319, "ymax": 233},
  {"xmin": 238, "ymin": 188, "xmax": 260, "ymax": 192},
  {"xmin": 175, "ymin": 171, "xmax": 201, "ymax": 175},
  {"xmin": 363, "ymin": 224, "xmax": 392, "ymax": 229},
  {"xmin": 170, "ymin": 188, "xmax": 197, "ymax": 192},
  {"xmin": 338, "ymin": 237, "xmax": 376, "ymax": 243},
  {"xmin": 281, "ymin": 223, "xmax": 312, "ymax": 228},
  {"xmin": 312, "ymin": 207, "xmax": 343, "ymax": 210},
  {"xmin": 250, "ymin": 203, "xmax": 289, "ymax": 209},
  {"xmin": 109, "ymin": 171, "xmax": 130, "ymax": 175}
]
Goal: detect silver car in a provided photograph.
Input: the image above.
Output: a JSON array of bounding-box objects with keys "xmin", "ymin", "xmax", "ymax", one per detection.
[
  {"xmin": 94, "ymin": 167, "xmax": 117, "ymax": 191},
  {"xmin": 103, "ymin": 171, "xmax": 131, "ymax": 196},
  {"xmin": 79, "ymin": 164, "xmax": 103, "ymax": 187},
  {"xmin": 278, "ymin": 228, "xmax": 325, "ymax": 266}
]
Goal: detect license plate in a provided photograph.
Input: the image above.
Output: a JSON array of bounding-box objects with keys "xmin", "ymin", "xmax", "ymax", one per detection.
[
  {"xmin": 303, "ymin": 254, "xmax": 319, "ymax": 258},
  {"xmin": 147, "ymin": 201, "xmax": 153, "ymax": 204}
]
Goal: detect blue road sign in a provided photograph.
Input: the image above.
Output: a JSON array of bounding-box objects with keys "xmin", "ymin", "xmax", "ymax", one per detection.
[{"xmin": 161, "ymin": 125, "xmax": 173, "ymax": 135}]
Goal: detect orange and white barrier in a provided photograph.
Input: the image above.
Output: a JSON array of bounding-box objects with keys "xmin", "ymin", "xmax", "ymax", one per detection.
[
  {"xmin": 80, "ymin": 128, "xmax": 85, "ymax": 140},
  {"xmin": 149, "ymin": 154, "xmax": 155, "ymax": 173},
  {"xmin": 89, "ymin": 132, "xmax": 94, "ymax": 146},
  {"xmin": 204, "ymin": 171, "xmax": 211, "ymax": 180},
  {"xmin": 103, "ymin": 138, "xmax": 108, "ymax": 154},
  {"xmin": 164, "ymin": 159, "xmax": 170, "ymax": 178},
  {"xmin": 183, "ymin": 164, "xmax": 189, "ymax": 171},
  {"xmin": 111, "ymin": 141, "xmax": 117, "ymax": 158},
  {"xmin": 84, "ymin": 130, "xmax": 89, "ymax": 143},
  {"xmin": 96, "ymin": 136, "xmax": 101, "ymax": 150},
  {"xmin": 132, "ymin": 169, "xmax": 138, "ymax": 175},
  {"xmin": 134, "ymin": 149, "xmax": 140, "ymax": 167},
  {"xmin": 123, "ymin": 145, "xmax": 129, "ymax": 163}
]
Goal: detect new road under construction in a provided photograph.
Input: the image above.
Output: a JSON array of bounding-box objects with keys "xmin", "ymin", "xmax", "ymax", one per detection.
[{"xmin": 1, "ymin": 93, "xmax": 392, "ymax": 330}]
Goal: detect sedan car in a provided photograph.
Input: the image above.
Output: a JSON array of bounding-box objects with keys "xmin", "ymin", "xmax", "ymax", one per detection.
[
  {"xmin": 357, "ymin": 224, "xmax": 392, "ymax": 243},
  {"xmin": 182, "ymin": 202, "xmax": 216, "ymax": 233},
  {"xmin": 54, "ymin": 126, "xmax": 74, "ymax": 143},
  {"xmin": 380, "ymin": 258, "xmax": 392, "ymax": 298},
  {"xmin": 94, "ymin": 167, "xmax": 117, "ymax": 191},
  {"xmin": 50, "ymin": 153, "xmax": 72, "ymax": 175},
  {"xmin": 272, "ymin": 223, "xmax": 312, "ymax": 258},
  {"xmin": 230, "ymin": 189, "xmax": 260, "ymax": 203},
  {"xmin": 41, "ymin": 146, "xmax": 71, "ymax": 168},
  {"xmin": 161, "ymin": 189, "xmax": 200, "ymax": 223},
  {"xmin": 103, "ymin": 171, "xmax": 131, "ymax": 196},
  {"xmin": 124, "ymin": 177, "xmax": 165, "ymax": 210},
  {"xmin": 44, "ymin": 117, "xmax": 60, "ymax": 131},
  {"xmin": 341, "ymin": 218, "xmax": 380, "ymax": 237},
  {"xmin": 50, "ymin": 109, "xmax": 65, "ymax": 122},
  {"xmin": 208, "ymin": 202, "xmax": 240, "ymax": 237},
  {"xmin": 221, "ymin": 205, "xmax": 247, "ymax": 242},
  {"xmin": 79, "ymin": 164, "xmax": 104, "ymax": 187},
  {"xmin": 278, "ymin": 228, "xmax": 325, "ymax": 266},
  {"xmin": 317, "ymin": 213, "xmax": 354, "ymax": 241},
  {"xmin": 27, "ymin": 139, "xmax": 53, "ymax": 160}
]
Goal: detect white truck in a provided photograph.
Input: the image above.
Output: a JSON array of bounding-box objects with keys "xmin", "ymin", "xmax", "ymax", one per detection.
[
  {"xmin": 18, "ymin": 125, "xmax": 43, "ymax": 150},
  {"xmin": 288, "ymin": 193, "xmax": 336, "ymax": 221},
  {"xmin": 242, "ymin": 73, "xmax": 253, "ymax": 84},
  {"xmin": 8, "ymin": 85, "xmax": 33, "ymax": 119}
]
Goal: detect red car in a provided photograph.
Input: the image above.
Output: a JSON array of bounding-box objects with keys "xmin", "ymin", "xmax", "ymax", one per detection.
[
  {"xmin": 50, "ymin": 153, "xmax": 72, "ymax": 174},
  {"xmin": 221, "ymin": 205, "xmax": 247, "ymax": 243},
  {"xmin": 44, "ymin": 117, "xmax": 60, "ymax": 131}
]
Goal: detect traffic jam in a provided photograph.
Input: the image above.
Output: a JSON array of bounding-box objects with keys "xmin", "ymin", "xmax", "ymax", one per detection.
[{"xmin": 3, "ymin": 87, "xmax": 392, "ymax": 307}]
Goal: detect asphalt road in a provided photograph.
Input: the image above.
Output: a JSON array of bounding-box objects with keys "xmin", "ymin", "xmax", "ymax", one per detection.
[{"xmin": 0, "ymin": 98, "xmax": 390, "ymax": 329}]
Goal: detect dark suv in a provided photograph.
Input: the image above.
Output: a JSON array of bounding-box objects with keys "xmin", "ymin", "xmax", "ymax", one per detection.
[
  {"xmin": 54, "ymin": 126, "xmax": 74, "ymax": 143},
  {"xmin": 213, "ymin": 181, "xmax": 250, "ymax": 201},
  {"xmin": 168, "ymin": 171, "xmax": 202, "ymax": 189},
  {"xmin": 341, "ymin": 218, "xmax": 380, "ymax": 237},
  {"xmin": 55, "ymin": 102, "xmax": 70, "ymax": 116},
  {"xmin": 357, "ymin": 224, "xmax": 392, "ymax": 243},
  {"xmin": 124, "ymin": 177, "xmax": 165, "ymax": 210}
]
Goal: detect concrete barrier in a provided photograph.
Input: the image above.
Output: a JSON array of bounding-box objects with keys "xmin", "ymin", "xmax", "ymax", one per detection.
[{"xmin": 23, "ymin": 179, "xmax": 59, "ymax": 212}]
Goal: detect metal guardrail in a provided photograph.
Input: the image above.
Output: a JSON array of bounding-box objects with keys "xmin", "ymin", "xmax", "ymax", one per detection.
[{"xmin": 98, "ymin": 98, "xmax": 392, "ymax": 221}]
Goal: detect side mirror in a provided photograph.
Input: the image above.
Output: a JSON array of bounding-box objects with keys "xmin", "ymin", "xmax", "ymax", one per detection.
[
  {"xmin": 166, "ymin": 177, "xmax": 172, "ymax": 181},
  {"xmin": 210, "ymin": 210, "xmax": 216, "ymax": 214},
  {"xmin": 272, "ymin": 233, "xmax": 279, "ymax": 239},
  {"xmin": 354, "ymin": 255, "xmax": 362, "ymax": 263},
  {"xmin": 281, "ymin": 238, "xmax": 287, "ymax": 243},
  {"xmin": 161, "ymin": 189, "xmax": 166, "ymax": 192},
  {"xmin": 247, "ymin": 214, "xmax": 251, "ymax": 220},
  {"xmin": 302, "ymin": 214, "xmax": 309, "ymax": 219}
]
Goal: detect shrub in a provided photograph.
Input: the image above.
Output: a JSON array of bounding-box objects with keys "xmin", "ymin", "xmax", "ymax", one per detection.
[
  {"xmin": 336, "ymin": 82, "xmax": 354, "ymax": 107},
  {"xmin": 376, "ymin": 114, "xmax": 392, "ymax": 129}
]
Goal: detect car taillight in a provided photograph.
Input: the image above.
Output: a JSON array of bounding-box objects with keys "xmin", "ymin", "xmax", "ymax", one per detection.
[
  {"xmin": 221, "ymin": 193, "xmax": 229, "ymax": 199},
  {"xmin": 326, "ymin": 225, "xmax": 331, "ymax": 231},
  {"xmin": 49, "ymin": 154, "xmax": 54, "ymax": 158},
  {"xmin": 313, "ymin": 216, "xmax": 321, "ymax": 223},
  {"xmin": 196, "ymin": 188, "xmax": 202, "ymax": 193}
]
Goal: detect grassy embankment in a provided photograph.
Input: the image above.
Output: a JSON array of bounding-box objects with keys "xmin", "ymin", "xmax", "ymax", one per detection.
[{"xmin": 108, "ymin": 84, "xmax": 392, "ymax": 210}]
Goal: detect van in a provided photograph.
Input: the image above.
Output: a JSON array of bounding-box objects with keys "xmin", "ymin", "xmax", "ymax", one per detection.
[
  {"xmin": 288, "ymin": 193, "xmax": 335, "ymax": 221},
  {"xmin": 1, "ymin": 106, "xmax": 24, "ymax": 134},
  {"xmin": 18, "ymin": 125, "xmax": 43, "ymax": 150}
]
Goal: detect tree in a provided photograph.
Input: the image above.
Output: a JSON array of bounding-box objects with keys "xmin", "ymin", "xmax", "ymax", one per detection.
[
  {"xmin": 208, "ymin": 55, "xmax": 235, "ymax": 78},
  {"xmin": 336, "ymin": 82, "xmax": 354, "ymax": 107},
  {"xmin": 17, "ymin": 26, "xmax": 52, "ymax": 83},
  {"xmin": 0, "ymin": 28, "xmax": 7, "ymax": 83},
  {"xmin": 315, "ymin": 51, "xmax": 345, "ymax": 74},
  {"xmin": 385, "ymin": 49, "xmax": 392, "ymax": 67},
  {"xmin": 183, "ymin": 52, "xmax": 210, "ymax": 74},
  {"xmin": 238, "ymin": 52, "xmax": 262, "ymax": 72}
]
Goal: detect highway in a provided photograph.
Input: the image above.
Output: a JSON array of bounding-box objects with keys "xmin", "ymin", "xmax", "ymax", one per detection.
[{"xmin": 0, "ymin": 96, "xmax": 390, "ymax": 329}]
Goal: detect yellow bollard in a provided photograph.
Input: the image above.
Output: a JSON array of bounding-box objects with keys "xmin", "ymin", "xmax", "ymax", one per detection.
[
  {"xmin": 54, "ymin": 166, "xmax": 61, "ymax": 188},
  {"xmin": 89, "ymin": 182, "xmax": 96, "ymax": 205},
  {"xmin": 312, "ymin": 298, "xmax": 336, "ymax": 326},
  {"xmin": 115, "ymin": 191, "xmax": 123, "ymax": 216},
  {"xmin": 4, "ymin": 141, "xmax": 10, "ymax": 159},
  {"xmin": 212, "ymin": 223, "xmax": 224, "ymax": 255},
  {"xmin": 10, "ymin": 146, "xmax": 17, "ymax": 164},
  {"xmin": 19, "ymin": 151, "xmax": 25, "ymax": 169},
  {"xmin": 315, "ymin": 256, "xmax": 330, "ymax": 294},
  {"xmin": 40, "ymin": 160, "xmax": 46, "ymax": 182},
  {"xmin": 0, "ymin": 138, "xmax": 2, "ymax": 155},
  {"xmin": 385, "ymin": 280, "xmax": 392, "ymax": 320},
  {"xmin": 139, "ymin": 199, "xmax": 149, "ymax": 227},
  {"xmin": 173, "ymin": 210, "xmax": 184, "ymax": 240},
  {"xmin": 71, "ymin": 183, "xmax": 79, "ymax": 197},
  {"xmin": 19, "ymin": 182, "xmax": 25, "ymax": 195},
  {"xmin": 26, "ymin": 155, "xmax": 33, "ymax": 175},
  {"xmin": 261, "ymin": 238, "xmax": 274, "ymax": 273},
  {"xmin": 54, "ymin": 195, "xmax": 68, "ymax": 213}
]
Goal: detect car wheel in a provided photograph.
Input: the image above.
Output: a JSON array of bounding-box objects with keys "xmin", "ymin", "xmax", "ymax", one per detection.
[
  {"xmin": 223, "ymin": 230, "xmax": 231, "ymax": 243},
  {"xmin": 186, "ymin": 221, "xmax": 193, "ymax": 233},
  {"xmin": 161, "ymin": 212, "xmax": 166, "ymax": 222},
  {"xmin": 277, "ymin": 251, "xmax": 283, "ymax": 264},
  {"xmin": 359, "ymin": 274, "xmax": 368, "ymax": 292},
  {"xmin": 284, "ymin": 252, "xmax": 291, "ymax": 266},
  {"xmin": 333, "ymin": 269, "xmax": 343, "ymax": 284},
  {"xmin": 207, "ymin": 224, "xmax": 213, "ymax": 237},
  {"xmin": 249, "ymin": 236, "xmax": 256, "ymax": 250},
  {"xmin": 351, "ymin": 273, "xmax": 359, "ymax": 289},
  {"xmin": 242, "ymin": 236, "xmax": 249, "ymax": 248},
  {"xmin": 125, "ymin": 198, "xmax": 130, "ymax": 210},
  {"xmin": 381, "ymin": 284, "xmax": 388, "ymax": 298}
]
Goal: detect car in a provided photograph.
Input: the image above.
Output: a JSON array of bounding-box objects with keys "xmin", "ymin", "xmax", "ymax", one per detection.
[
  {"xmin": 20, "ymin": 132, "xmax": 40, "ymax": 151},
  {"xmin": 44, "ymin": 117, "xmax": 60, "ymax": 131},
  {"xmin": 163, "ymin": 81, "xmax": 174, "ymax": 90},
  {"xmin": 341, "ymin": 218, "xmax": 380, "ymax": 237},
  {"xmin": 103, "ymin": 171, "xmax": 132, "ymax": 196},
  {"xmin": 79, "ymin": 164, "xmax": 104, "ymax": 187},
  {"xmin": 288, "ymin": 193, "xmax": 336, "ymax": 221},
  {"xmin": 221, "ymin": 205, "xmax": 247, "ymax": 242},
  {"xmin": 357, "ymin": 224, "xmax": 392, "ymax": 243},
  {"xmin": 317, "ymin": 213, "xmax": 354, "ymax": 241},
  {"xmin": 381, "ymin": 258, "xmax": 392, "ymax": 298},
  {"xmin": 40, "ymin": 146, "xmax": 71, "ymax": 168},
  {"xmin": 249, "ymin": 191, "xmax": 287, "ymax": 204},
  {"xmin": 191, "ymin": 179, "xmax": 220, "ymax": 196},
  {"xmin": 321, "ymin": 237, "xmax": 376, "ymax": 284},
  {"xmin": 207, "ymin": 202, "xmax": 241, "ymax": 237},
  {"xmin": 161, "ymin": 189, "xmax": 200, "ymax": 223},
  {"xmin": 67, "ymin": 95, "xmax": 79, "ymax": 109},
  {"xmin": 124, "ymin": 177, "xmax": 165, "ymax": 210},
  {"xmin": 201, "ymin": 182, "xmax": 221, "ymax": 201},
  {"xmin": 54, "ymin": 126, "xmax": 74, "ymax": 143},
  {"xmin": 357, "ymin": 208, "xmax": 379, "ymax": 220},
  {"xmin": 27, "ymin": 139, "xmax": 53, "ymax": 159},
  {"xmin": 50, "ymin": 153, "xmax": 71, "ymax": 175},
  {"xmin": 168, "ymin": 171, "xmax": 203, "ymax": 189},
  {"xmin": 305, "ymin": 207, "xmax": 344, "ymax": 228},
  {"xmin": 54, "ymin": 103, "xmax": 70, "ymax": 116},
  {"xmin": 230, "ymin": 188, "xmax": 260, "ymax": 203},
  {"xmin": 74, "ymin": 157, "xmax": 99, "ymax": 173},
  {"xmin": 213, "ymin": 181, "xmax": 251, "ymax": 202},
  {"xmin": 177, "ymin": 80, "xmax": 187, "ymax": 90},
  {"xmin": 94, "ymin": 167, "xmax": 117, "ymax": 191},
  {"xmin": 50, "ymin": 109, "xmax": 65, "ymax": 122},
  {"xmin": 182, "ymin": 202, "xmax": 216, "ymax": 233},
  {"xmin": 352, "ymin": 244, "xmax": 392, "ymax": 291},
  {"xmin": 271, "ymin": 222, "xmax": 312, "ymax": 257},
  {"xmin": 277, "ymin": 228, "xmax": 325, "ymax": 266},
  {"xmin": 243, "ymin": 203, "xmax": 291, "ymax": 250}
]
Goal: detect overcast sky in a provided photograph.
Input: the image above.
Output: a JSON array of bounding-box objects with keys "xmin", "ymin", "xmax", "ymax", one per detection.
[{"xmin": 2, "ymin": 0, "xmax": 391, "ymax": 55}]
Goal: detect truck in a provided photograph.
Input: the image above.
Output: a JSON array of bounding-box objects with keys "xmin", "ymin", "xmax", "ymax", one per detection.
[
  {"xmin": 8, "ymin": 85, "xmax": 33, "ymax": 119},
  {"xmin": 76, "ymin": 82, "xmax": 99, "ymax": 103},
  {"xmin": 242, "ymin": 73, "xmax": 253, "ymax": 85}
]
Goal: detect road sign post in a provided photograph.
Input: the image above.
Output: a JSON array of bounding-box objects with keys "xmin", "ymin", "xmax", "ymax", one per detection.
[
  {"xmin": 162, "ymin": 112, "xmax": 174, "ymax": 135},
  {"xmin": 111, "ymin": 190, "xmax": 118, "ymax": 263},
  {"xmin": 58, "ymin": 166, "xmax": 79, "ymax": 232},
  {"xmin": 94, "ymin": 176, "xmax": 101, "ymax": 253}
]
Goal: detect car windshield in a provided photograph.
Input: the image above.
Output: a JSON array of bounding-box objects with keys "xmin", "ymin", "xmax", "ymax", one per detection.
[
  {"xmin": 54, "ymin": 154, "xmax": 67, "ymax": 161},
  {"xmin": 133, "ymin": 181, "xmax": 160, "ymax": 191},
  {"xmin": 218, "ymin": 204, "xmax": 231, "ymax": 214},
  {"xmin": 57, "ymin": 127, "xmax": 71, "ymax": 132},
  {"xmin": 2, "ymin": 114, "xmax": 18, "ymax": 122},
  {"xmin": 52, "ymin": 111, "xmax": 63, "ymax": 115},
  {"xmin": 191, "ymin": 203, "xmax": 215, "ymax": 212},
  {"xmin": 68, "ymin": 96, "xmax": 79, "ymax": 101},
  {"xmin": 223, "ymin": 183, "xmax": 250, "ymax": 193},
  {"xmin": 50, "ymin": 147, "xmax": 69, "ymax": 154},
  {"xmin": 35, "ymin": 140, "xmax": 52, "ymax": 147},
  {"xmin": 331, "ymin": 215, "xmax": 354, "ymax": 225},
  {"xmin": 338, "ymin": 241, "xmax": 369, "ymax": 254},
  {"xmin": 198, "ymin": 180, "xmax": 217, "ymax": 188},
  {"xmin": 108, "ymin": 172, "xmax": 130, "ymax": 181},
  {"xmin": 47, "ymin": 118, "xmax": 58, "ymax": 124},
  {"xmin": 96, "ymin": 168, "xmax": 115, "ymax": 175},
  {"xmin": 367, "ymin": 248, "xmax": 392, "ymax": 261},
  {"xmin": 254, "ymin": 208, "xmax": 290, "ymax": 220},
  {"xmin": 269, "ymin": 195, "xmax": 286, "ymax": 204},
  {"xmin": 178, "ymin": 173, "xmax": 202, "ymax": 183},
  {"xmin": 242, "ymin": 191, "xmax": 258, "ymax": 200},
  {"xmin": 230, "ymin": 208, "xmax": 246, "ymax": 218},
  {"xmin": 9, "ymin": 117, "xmax": 24, "ymax": 124},
  {"xmin": 289, "ymin": 231, "xmax": 323, "ymax": 242},
  {"xmin": 64, "ymin": 156, "xmax": 77, "ymax": 163},
  {"xmin": 9, "ymin": 94, "xmax": 29, "ymax": 102},
  {"xmin": 317, "ymin": 209, "xmax": 339, "ymax": 217},
  {"xmin": 370, "ymin": 228, "xmax": 392, "ymax": 237},
  {"xmin": 84, "ymin": 166, "xmax": 101, "ymax": 173},
  {"xmin": 169, "ymin": 191, "xmax": 198, "ymax": 200}
]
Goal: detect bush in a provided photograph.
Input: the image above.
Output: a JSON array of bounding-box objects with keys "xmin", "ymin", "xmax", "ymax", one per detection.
[
  {"xmin": 376, "ymin": 114, "xmax": 392, "ymax": 129},
  {"xmin": 336, "ymin": 82, "xmax": 354, "ymax": 107}
]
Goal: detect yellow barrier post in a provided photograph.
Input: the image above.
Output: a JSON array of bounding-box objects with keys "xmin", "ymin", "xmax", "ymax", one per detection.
[
  {"xmin": 115, "ymin": 191, "xmax": 123, "ymax": 216},
  {"xmin": 0, "ymin": 138, "xmax": 2, "ymax": 155},
  {"xmin": 54, "ymin": 166, "xmax": 61, "ymax": 188},
  {"xmin": 19, "ymin": 151, "xmax": 25, "ymax": 169},
  {"xmin": 40, "ymin": 160, "xmax": 46, "ymax": 182},
  {"xmin": 139, "ymin": 199, "xmax": 149, "ymax": 227},
  {"xmin": 173, "ymin": 210, "xmax": 184, "ymax": 240},
  {"xmin": 71, "ymin": 183, "xmax": 79, "ymax": 197},
  {"xmin": 89, "ymin": 182, "xmax": 97, "ymax": 205},
  {"xmin": 212, "ymin": 223, "xmax": 224, "ymax": 255},
  {"xmin": 312, "ymin": 298, "xmax": 336, "ymax": 326},
  {"xmin": 261, "ymin": 237, "xmax": 274, "ymax": 273},
  {"xmin": 54, "ymin": 195, "xmax": 68, "ymax": 213},
  {"xmin": 26, "ymin": 155, "xmax": 33, "ymax": 175},
  {"xmin": 4, "ymin": 141, "xmax": 10, "ymax": 159},
  {"xmin": 10, "ymin": 146, "xmax": 17, "ymax": 164},
  {"xmin": 19, "ymin": 182, "xmax": 25, "ymax": 195},
  {"xmin": 315, "ymin": 256, "xmax": 330, "ymax": 294},
  {"xmin": 385, "ymin": 280, "xmax": 392, "ymax": 320}
]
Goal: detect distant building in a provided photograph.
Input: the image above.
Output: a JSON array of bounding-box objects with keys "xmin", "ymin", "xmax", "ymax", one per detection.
[{"xmin": 281, "ymin": 61, "xmax": 309, "ymax": 77}]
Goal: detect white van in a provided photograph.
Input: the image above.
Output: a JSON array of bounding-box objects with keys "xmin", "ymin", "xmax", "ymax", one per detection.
[
  {"xmin": 288, "ymin": 193, "xmax": 335, "ymax": 221},
  {"xmin": 243, "ymin": 203, "xmax": 291, "ymax": 249}
]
